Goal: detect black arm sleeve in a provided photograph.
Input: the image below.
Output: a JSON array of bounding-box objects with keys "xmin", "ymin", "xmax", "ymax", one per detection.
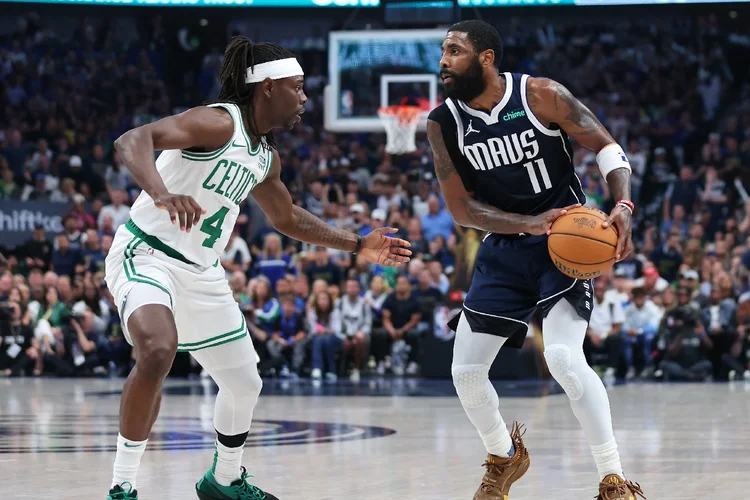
[{"xmin": 427, "ymin": 104, "xmax": 476, "ymax": 193}]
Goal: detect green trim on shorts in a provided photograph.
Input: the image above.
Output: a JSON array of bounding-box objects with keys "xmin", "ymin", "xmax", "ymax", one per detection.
[
  {"xmin": 122, "ymin": 235, "xmax": 174, "ymax": 309},
  {"xmin": 176, "ymin": 314, "xmax": 248, "ymax": 352},
  {"xmin": 125, "ymin": 219, "xmax": 195, "ymax": 265}
]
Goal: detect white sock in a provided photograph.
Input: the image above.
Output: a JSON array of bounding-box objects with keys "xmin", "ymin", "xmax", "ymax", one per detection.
[
  {"xmin": 212, "ymin": 440, "xmax": 244, "ymax": 487},
  {"xmin": 590, "ymin": 439, "xmax": 623, "ymax": 480},
  {"xmin": 111, "ymin": 434, "xmax": 147, "ymax": 489},
  {"xmin": 483, "ymin": 421, "xmax": 515, "ymax": 458}
]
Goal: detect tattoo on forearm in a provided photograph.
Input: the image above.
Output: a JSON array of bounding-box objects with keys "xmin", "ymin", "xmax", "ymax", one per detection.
[
  {"xmin": 555, "ymin": 83, "xmax": 602, "ymax": 137},
  {"xmin": 459, "ymin": 196, "xmax": 528, "ymax": 234},
  {"xmin": 606, "ymin": 167, "xmax": 632, "ymax": 201},
  {"xmin": 291, "ymin": 206, "xmax": 357, "ymax": 251}
]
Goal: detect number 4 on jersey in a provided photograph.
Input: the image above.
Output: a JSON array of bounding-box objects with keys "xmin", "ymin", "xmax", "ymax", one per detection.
[{"xmin": 200, "ymin": 206, "xmax": 229, "ymax": 248}]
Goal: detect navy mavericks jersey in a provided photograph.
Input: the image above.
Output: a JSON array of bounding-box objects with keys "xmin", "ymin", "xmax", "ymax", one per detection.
[{"xmin": 428, "ymin": 72, "xmax": 585, "ymax": 220}]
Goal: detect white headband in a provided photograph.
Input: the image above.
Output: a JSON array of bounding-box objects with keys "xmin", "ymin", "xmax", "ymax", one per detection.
[{"xmin": 245, "ymin": 58, "xmax": 304, "ymax": 84}]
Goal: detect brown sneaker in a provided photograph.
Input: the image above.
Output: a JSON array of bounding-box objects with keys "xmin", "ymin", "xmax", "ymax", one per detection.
[
  {"xmin": 472, "ymin": 422, "xmax": 530, "ymax": 500},
  {"xmin": 597, "ymin": 474, "xmax": 646, "ymax": 500}
]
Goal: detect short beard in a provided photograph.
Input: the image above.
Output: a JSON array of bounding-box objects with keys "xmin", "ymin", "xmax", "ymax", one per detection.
[{"xmin": 443, "ymin": 57, "xmax": 487, "ymax": 102}]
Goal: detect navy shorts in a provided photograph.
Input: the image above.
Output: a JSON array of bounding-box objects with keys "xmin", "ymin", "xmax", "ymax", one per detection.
[{"xmin": 448, "ymin": 233, "xmax": 594, "ymax": 349}]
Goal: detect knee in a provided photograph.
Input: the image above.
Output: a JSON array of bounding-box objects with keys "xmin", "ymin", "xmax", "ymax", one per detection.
[
  {"xmin": 137, "ymin": 340, "xmax": 177, "ymax": 379},
  {"xmin": 544, "ymin": 344, "xmax": 584, "ymax": 401},
  {"xmin": 451, "ymin": 363, "xmax": 492, "ymax": 408}
]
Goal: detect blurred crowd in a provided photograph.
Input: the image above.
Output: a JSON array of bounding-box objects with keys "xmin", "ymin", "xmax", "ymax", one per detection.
[{"xmin": 1, "ymin": 12, "xmax": 749, "ymax": 382}]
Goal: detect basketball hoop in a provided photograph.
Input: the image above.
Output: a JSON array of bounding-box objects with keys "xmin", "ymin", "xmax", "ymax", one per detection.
[{"xmin": 378, "ymin": 105, "xmax": 423, "ymax": 155}]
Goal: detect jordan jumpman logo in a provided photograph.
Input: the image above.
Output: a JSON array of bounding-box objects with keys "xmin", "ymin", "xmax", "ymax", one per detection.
[{"xmin": 465, "ymin": 119, "xmax": 479, "ymax": 137}]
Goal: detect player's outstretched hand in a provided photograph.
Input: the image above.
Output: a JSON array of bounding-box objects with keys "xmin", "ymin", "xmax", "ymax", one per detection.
[
  {"xmin": 526, "ymin": 204, "xmax": 582, "ymax": 235},
  {"xmin": 360, "ymin": 227, "xmax": 412, "ymax": 267},
  {"xmin": 154, "ymin": 193, "xmax": 207, "ymax": 232},
  {"xmin": 602, "ymin": 205, "xmax": 633, "ymax": 261}
]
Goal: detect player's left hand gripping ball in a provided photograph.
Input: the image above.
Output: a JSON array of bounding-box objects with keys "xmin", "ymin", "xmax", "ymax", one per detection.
[
  {"xmin": 360, "ymin": 227, "xmax": 412, "ymax": 267},
  {"xmin": 601, "ymin": 204, "xmax": 633, "ymax": 262}
]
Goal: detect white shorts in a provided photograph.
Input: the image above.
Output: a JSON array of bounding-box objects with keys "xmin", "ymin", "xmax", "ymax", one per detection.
[{"xmin": 105, "ymin": 222, "xmax": 248, "ymax": 353}]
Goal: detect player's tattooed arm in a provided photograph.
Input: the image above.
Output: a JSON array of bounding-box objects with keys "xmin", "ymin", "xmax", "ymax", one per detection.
[
  {"xmin": 526, "ymin": 78, "xmax": 617, "ymax": 154},
  {"xmin": 427, "ymin": 120, "xmax": 529, "ymax": 233}
]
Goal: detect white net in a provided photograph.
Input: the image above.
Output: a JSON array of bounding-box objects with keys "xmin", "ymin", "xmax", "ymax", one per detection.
[{"xmin": 378, "ymin": 106, "xmax": 422, "ymax": 155}]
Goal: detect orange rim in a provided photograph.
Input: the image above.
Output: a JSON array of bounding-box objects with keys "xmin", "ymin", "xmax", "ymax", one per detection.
[{"xmin": 378, "ymin": 105, "xmax": 423, "ymax": 125}]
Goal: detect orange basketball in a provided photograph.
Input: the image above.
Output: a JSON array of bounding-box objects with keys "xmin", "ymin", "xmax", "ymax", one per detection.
[{"xmin": 547, "ymin": 207, "xmax": 618, "ymax": 280}]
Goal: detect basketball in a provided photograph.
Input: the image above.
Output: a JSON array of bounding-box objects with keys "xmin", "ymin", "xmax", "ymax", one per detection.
[{"xmin": 548, "ymin": 207, "xmax": 618, "ymax": 280}]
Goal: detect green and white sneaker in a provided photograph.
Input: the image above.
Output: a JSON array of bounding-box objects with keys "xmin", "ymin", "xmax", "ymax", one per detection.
[
  {"xmin": 196, "ymin": 467, "xmax": 279, "ymax": 500},
  {"xmin": 106, "ymin": 483, "xmax": 138, "ymax": 499}
]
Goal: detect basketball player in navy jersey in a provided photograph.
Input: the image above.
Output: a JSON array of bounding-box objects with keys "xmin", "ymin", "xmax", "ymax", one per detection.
[{"xmin": 427, "ymin": 21, "xmax": 644, "ymax": 500}]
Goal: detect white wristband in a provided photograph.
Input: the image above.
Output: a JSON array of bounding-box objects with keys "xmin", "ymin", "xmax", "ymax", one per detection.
[{"xmin": 596, "ymin": 143, "xmax": 631, "ymax": 183}]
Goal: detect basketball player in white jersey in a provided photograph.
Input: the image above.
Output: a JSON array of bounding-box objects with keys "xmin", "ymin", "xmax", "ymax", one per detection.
[{"xmin": 104, "ymin": 37, "xmax": 411, "ymax": 500}]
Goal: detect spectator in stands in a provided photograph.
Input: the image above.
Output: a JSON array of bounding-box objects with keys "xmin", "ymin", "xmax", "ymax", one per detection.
[
  {"xmin": 69, "ymin": 194, "xmax": 97, "ymax": 232},
  {"xmin": 427, "ymin": 260, "xmax": 450, "ymax": 295},
  {"xmin": 268, "ymin": 294, "xmax": 307, "ymax": 378},
  {"xmin": 605, "ymin": 268, "xmax": 631, "ymax": 307},
  {"xmin": 585, "ymin": 277, "xmax": 625, "ymax": 378},
  {"xmin": 104, "ymin": 151, "xmax": 131, "ymax": 193},
  {"xmin": 649, "ymin": 230, "xmax": 683, "ymax": 283},
  {"xmin": 375, "ymin": 276, "xmax": 422, "ymax": 376},
  {"xmin": 406, "ymin": 218, "xmax": 429, "ymax": 258},
  {"xmin": 724, "ymin": 298, "xmax": 750, "ymax": 380},
  {"xmin": 253, "ymin": 233, "xmax": 294, "ymax": 290},
  {"xmin": 634, "ymin": 266, "xmax": 670, "ymax": 298},
  {"xmin": 21, "ymin": 223, "xmax": 52, "ymax": 271},
  {"xmin": 660, "ymin": 304, "xmax": 713, "ymax": 381},
  {"xmin": 0, "ymin": 300, "xmax": 38, "ymax": 377},
  {"xmin": 701, "ymin": 166, "xmax": 729, "ymax": 239},
  {"xmin": 421, "ymin": 196, "xmax": 455, "ymax": 243},
  {"xmin": 42, "ymin": 310, "xmax": 102, "ymax": 376},
  {"xmin": 700, "ymin": 286, "xmax": 737, "ymax": 377},
  {"xmin": 660, "ymin": 204, "xmax": 689, "ymax": 240},
  {"xmin": 664, "ymin": 166, "xmax": 700, "ymax": 219},
  {"xmin": 291, "ymin": 275, "xmax": 309, "ymax": 313},
  {"xmin": 622, "ymin": 287, "xmax": 663, "ymax": 378},
  {"xmin": 308, "ymin": 290, "xmax": 341, "ymax": 381},
  {"xmin": 51, "ymin": 234, "xmax": 84, "ymax": 278},
  {"xmin": 335, "ymin": 279, "xmax": 371, "ymax": 381},
  {"xmin": 366, "ymin": 208, "xmax": 387, "ymax": 237},
  {"xmin": 57, "ymin": 214, "xmax": 88, "ymax": 251},
  {"xmin": 81, "ymin": 230, "xmax": 106, "ymax": 275},
  {"xmin": 413, "ymin": 268, "xmax": 444, "ymax": 331},
  {"xmin": 50, "ymin": 178, "xmax": 76, "ymax": 204},
  {"xmin": 304, "ymin": 180, "xmax": 325, "ymax": 218},
  {"xmin": 221, "ymin": 229, "xmax": 252, "ymax": 277},
  {"xmin": 249, "ymin": 276, "xmax": 280, "ymax": 334},
  {"xmin": 73, "ymin": 280, "xmax": 111, "ymax": 336},
  {"xmin": 97, "ymin": 189, "xmax": 130, "ymax": 230},
  {"xmin": 306, "ymin": 245, "xmax": 342, "ymax": 286}
]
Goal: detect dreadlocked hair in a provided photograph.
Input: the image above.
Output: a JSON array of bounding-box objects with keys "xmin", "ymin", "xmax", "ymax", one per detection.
[{"xmin": 213, "ymin": 35, "xmax": 296, "ymax": 150}]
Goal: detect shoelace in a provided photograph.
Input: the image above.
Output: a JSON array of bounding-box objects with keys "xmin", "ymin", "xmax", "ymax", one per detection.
[
  {"xmin": 109, "ymin": 482, "xmax": 134, "ymax": 500},
  {"xmin": 236, "ymin": 468, "xmax": 267, "ymax": 500},
  {"xmin": 598, "ymin": 480, "xmax": 646, "ymax": 500},
  {"xmin": 478, "ymin": 421, "xmax": 528, "ymax": 493}
]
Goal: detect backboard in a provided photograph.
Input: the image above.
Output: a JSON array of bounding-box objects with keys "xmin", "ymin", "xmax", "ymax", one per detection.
[{"xmin": 324, "ymin": 29, "xmax": 446, "ymax": 133}]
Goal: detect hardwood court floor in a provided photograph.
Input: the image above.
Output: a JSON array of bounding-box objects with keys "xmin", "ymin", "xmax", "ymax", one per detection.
[{"xmin": 1, "ymin": 377, "xmax": 749, "ymax": 500}]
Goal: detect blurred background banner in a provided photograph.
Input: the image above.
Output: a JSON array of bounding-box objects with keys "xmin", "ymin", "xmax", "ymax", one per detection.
[{"xmin": 0, "ymin": 201, "xmax": 68, "ymax": 247}]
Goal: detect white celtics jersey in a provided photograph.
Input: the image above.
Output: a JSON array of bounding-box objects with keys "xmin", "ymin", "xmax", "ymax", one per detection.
[{"xmin": 129, "ymin": 103, "xmax": 273, "ymax": 268}]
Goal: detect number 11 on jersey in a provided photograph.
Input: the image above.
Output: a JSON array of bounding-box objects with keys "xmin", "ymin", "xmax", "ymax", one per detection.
[{"xmin": 524, "ymin": 158, "xmax": 552, "ymax": 194}]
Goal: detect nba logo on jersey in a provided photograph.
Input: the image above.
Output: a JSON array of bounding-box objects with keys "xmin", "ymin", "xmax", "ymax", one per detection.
[{"xmin": 147, "ymin": 247, "xmax": 155, "ymax": 256}]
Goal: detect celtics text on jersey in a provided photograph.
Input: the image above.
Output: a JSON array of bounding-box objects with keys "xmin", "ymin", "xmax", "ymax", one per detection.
[{"xmin": 128, "ymin": 103, "xmax": 272, "ymax": 268}]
